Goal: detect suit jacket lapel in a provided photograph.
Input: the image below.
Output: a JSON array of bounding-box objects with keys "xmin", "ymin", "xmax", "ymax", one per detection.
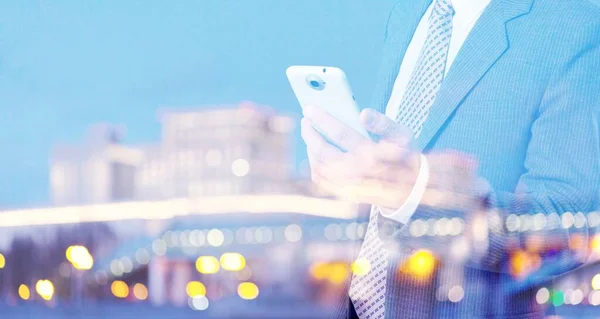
[
  {"xmin": 416, "ymin": 0, "xmax": 534, "ymax": 151},
  {"xmin": 371, "ymin": 0, "xmax": 433, "ymax": 114}
]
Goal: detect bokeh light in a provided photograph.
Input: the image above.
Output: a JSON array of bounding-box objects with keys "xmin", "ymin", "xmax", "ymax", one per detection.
[
  {"xmin": 18, "ymin": 284, "xmax": 30, "ymax": 300},
  {"xmin": 0, "ymin": 253, "xmax": 5, "ymax": 268},
  {"xmin": 133, "ymin": 283, "xmax": 148, "ymax": 300},
  {"xmin": 111, "ymin": 280, "xmax": 129, "ymax": 299},
  {"xmin": 196, "ymin": 256, "xmax": 220, "ymax": 274},
  {"xmin": 121, "ymin": 257, "xmax": 133, "ymax": 273},
  {"xmin": 552, "ymin": 290, "xmax": 564, "ymax": 307},
  {"xmin": 591, "ymin": 235, "xmax": 600, "ymax": 254},
  {"xmin": 231, "ymin": 159, "xmax": 250, "ymax": 177},
  {"xmin": 324, "ymin": 224, "xmax": 343, "ymax": 241},
  {"xmin": 592, "ymin": 273, "xmax": 600, "ymax": 290},
  {"xmin": 189, "ymin": 295, "xmax": 209, "ymax": 311},
  {"xmin": 327, "ymin": 263, "xmax": 350, "ymax": 284},
  {"xmin": 448, "ymin": 285, "xmax": 464, "ymax": 303},
  {"xmin": 152, "ymin": 239, "xmax": 167, "ymax": 255},
  {"xmin": 207, "ymin": 229, "xmax": 225, "ymax": 247},
  {"xmin": 66, "ymin": 245, "xmax": 94, "ymax": 270},
  {"xmin": 509, "ymin": 250, "xmax": 540, "ymax": 278},
  {"xmin": 135, "ymin": 249, "xmax": 150, "ymax": 265},
  {"xmin": 570, "ymin": 289, "xmax": 583, "ymax": 305},
  {"xmin": 400, "ymin": 250, "xmax": 436, "ymax": 279},
  {"xmin": 186, "ymin": 281, "xmax": 207, "ymax": 297},
  {"xmin": 284, "ymin": 224, "xmax": 302, "ymax": 242},
  {"xmin": 569, "ymin": 234, "xmax": 586, "ymax": 251},
  {"xmin": 35, "ymin": 279, "xmax": 54, "ymax": 301},
  {"xmin": 220, "ymin": 253, "xmax": 246, "ymax": 271},
  {"xmin": 310, "ymin": 262, "xmax": 330, "ymax": 280},
  {"xmin": 536, "ymin": 287, "xmax": 550, "ymax": 304},
  {"xmin": 237, "ymin": 282, "xmax": 259, "ymax": 300},
  {"xmin": 561, "ymin": 212, "xmax": 574, "ymax": 229},
  {"xmin": 589, "ymin": 290, "xmax": 600, "ymax": 306},
  {"xmin": 351, "ymin": 258, "xmax": 371, "ymax": 276}
]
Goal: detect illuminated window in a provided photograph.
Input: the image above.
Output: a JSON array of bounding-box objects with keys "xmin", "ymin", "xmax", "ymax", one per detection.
[{"xmin": 205, "ymin": 149, "xmax": 222, "ymax": 167}]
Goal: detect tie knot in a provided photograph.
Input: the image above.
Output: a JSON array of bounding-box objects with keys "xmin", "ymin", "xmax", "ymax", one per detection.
[{"xmin": 433, "ymin": 0, "xmax": 455, "ymax": 16}]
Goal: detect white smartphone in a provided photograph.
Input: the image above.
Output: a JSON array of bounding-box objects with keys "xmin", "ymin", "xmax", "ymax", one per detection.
[{"xmin": 286, "ymin": 66, "xmax": 370, "ymax": 143}]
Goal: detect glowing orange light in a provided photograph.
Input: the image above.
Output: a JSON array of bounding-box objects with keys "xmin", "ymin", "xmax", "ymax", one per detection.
[
  {"xmin": 400, "ymin": 250, "xmax": 436, "ymax": 279},
  {"xmin": 310, "ymin": 262, "xmax": 330, "ymax": 280},
  {"xmin": 569, "ymin": 234, "xmax": 586, "ymax": 251},
  {"xmin": 133, "ymin": 283, "xmax": 148, "ymax": 300},
  {"xmin": 510, "ymin": 250, "xmax": 528, "ymax": 277},
  {"xmin": 327, "ymin": 263, "xmax": 350, "ymax": 284},
  {"xmin": 509, "ymin": 250, "xmax": 540, "ymax": 278}
]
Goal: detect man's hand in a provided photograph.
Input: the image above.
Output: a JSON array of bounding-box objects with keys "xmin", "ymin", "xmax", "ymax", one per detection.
[
  {"xmin": 302, "ymin": 106, "xmax": 481, "ymax": 210},
  {"xmin": 301, "ymin": 106, "xmax": 421, "ymax": 208}
]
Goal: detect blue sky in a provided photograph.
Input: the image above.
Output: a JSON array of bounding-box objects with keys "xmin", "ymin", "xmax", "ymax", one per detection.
[{"xmin": 0, "ymin": 0, "xmax": 397, "ymax": 208}]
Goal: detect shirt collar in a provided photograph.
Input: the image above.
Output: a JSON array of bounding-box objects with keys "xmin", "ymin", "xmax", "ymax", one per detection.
[{"xmin": 451, "ymin": 0, "xmax": 491, "ymax": 21}]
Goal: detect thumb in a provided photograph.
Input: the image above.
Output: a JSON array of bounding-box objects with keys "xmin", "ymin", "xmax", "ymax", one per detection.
[{"xmin": 360, "ymin": 108, "xmax": 413, "ymax": 145}]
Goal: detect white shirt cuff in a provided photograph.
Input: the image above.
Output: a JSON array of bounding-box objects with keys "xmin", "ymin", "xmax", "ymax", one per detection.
[{"xmin": 378, "ymin": 154, "xmax": 430, "ymax": 224}]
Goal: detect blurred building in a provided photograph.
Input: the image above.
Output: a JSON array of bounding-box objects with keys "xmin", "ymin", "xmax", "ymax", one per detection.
[
  {"xmin": 49, "ymin": 102, "xmax": 300, "ymax": 206},
  {"xmin": 136, "ymin": 102, "xmax": 297, "ymax": 200},
  {"xmin": 50, "ymin": 124, "xmax": 142, "ymax": 206}
]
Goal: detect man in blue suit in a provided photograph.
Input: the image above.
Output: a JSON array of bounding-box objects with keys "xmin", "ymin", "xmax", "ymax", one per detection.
[{"xmin": 301, "ymin": 0, "xmax": 600, "ymax": 317}]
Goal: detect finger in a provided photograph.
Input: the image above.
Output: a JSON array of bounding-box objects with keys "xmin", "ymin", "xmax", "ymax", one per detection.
[
  {"xmin": 303, "ymin": 105, "xmax": 367, "ymax": 151},
  {"xmin": 360, "ymin": 108, "xmax": 413, "ymax": 146},
  {"xmin": 371, "ymin": 141, "xmax": 412, "ymax": 164},
  {"xmin": 353, "ymin": 142, "xmax": 408, "ymax": 171},
  {"xmin": 313, "ymin": 157, "xmax": 364, "ymax": 183},
  {"xmin": 301, "ymin": 118, "xmax": 327, "ymax": 150},
  {"xmin": 364, "ymin": 162, "xmax": 415, "ymax": 184},
  {"xmin": 302, "ymin": 118, "xmax": 346, "ymax": 166}
]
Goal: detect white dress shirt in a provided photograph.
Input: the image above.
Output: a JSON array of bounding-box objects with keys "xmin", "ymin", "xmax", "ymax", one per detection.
[{"xmin": 379, "ymin": 0, "xmax": 491, "ymax": 223}]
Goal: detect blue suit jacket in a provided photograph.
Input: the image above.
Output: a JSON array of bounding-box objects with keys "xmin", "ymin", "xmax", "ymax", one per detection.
[{"xmin": 335, "ymin": 0, "xmax": 600, "ymax": 318}]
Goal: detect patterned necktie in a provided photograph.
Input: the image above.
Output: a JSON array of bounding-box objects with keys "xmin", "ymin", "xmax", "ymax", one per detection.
[
  {"xmin": 349, "ymin": 1, "xmax": 454, "ymax": 318},
  {"xmin": 396, "ymin": 0, "xmax": 455, "ymax": 137}
]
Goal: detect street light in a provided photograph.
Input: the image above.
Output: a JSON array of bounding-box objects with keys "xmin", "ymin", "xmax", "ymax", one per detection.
[
  {"xmin": 35, "ymin": 279, "xmax": 55, "ymax": 301},
  {"xmin": 66, "ymin": 245, "xmax": 94, "ymax": 270},
  {"xmin": 66, "ymin": 245, "xmax": 94, "ymax": 306}
]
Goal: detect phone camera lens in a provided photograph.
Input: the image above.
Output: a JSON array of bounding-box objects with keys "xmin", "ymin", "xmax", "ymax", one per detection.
[{"xmin": 305, "ymin": 75, "xmax": 325, "ymax": 91}]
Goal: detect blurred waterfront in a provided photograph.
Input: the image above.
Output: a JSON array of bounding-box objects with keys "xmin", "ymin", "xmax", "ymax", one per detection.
[{"xmin": 0, "ymin": 104, "xmax": 598, "ymax": 318}]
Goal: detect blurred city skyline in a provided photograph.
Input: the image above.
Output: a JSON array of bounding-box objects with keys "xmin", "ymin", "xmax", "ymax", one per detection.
[{"xmin": 0, "ymin": 0, "xmax": 398, "ymax": 208}]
